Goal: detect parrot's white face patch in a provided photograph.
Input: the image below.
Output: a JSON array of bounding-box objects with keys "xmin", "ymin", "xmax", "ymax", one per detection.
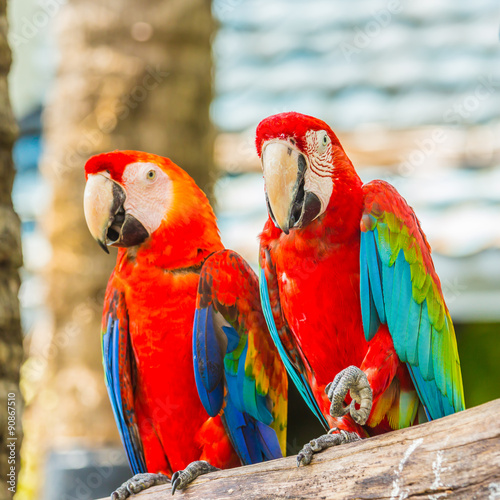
[
  {"xmin": 303, "ymin": 129, "xmax": 334, "ymax": 217},
  {"xmin": 121, "ymin": 162, "xmax": 172, "ymax": 236}
]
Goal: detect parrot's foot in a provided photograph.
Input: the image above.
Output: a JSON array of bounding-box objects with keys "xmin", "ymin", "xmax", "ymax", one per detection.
[
  {"xmin": 296, "ymin": 428, "xmax": 361, "ymax": 466},
  {"xmin": 171, "ymin": 460, "xmax": 220, "ymax": 495},
  {"xmin": 326, "ymin": 365, "xmax": 373, "ymax": 425},
  {"xmin": 111, "ymin": 473, "xmax": 170, "ymax": 499}
]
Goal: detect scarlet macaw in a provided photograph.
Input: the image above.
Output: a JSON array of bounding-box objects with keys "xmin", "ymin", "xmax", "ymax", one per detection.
[
  {"xmin": 256, "ymin": 112, "xmax": 464, "ymax": 465},
  {"xmin": 83, "ymin": 150, "xmax": 287, "ymax": 497}
]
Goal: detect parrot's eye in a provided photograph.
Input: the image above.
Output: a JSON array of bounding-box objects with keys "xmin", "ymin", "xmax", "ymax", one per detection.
[
  {"xmin": 315, "ymin": 130, "xmax": 330, "ymax": 153},
  {"xmin": 147, "ymin": 170, "xmax": 156, "ymax": 180}
]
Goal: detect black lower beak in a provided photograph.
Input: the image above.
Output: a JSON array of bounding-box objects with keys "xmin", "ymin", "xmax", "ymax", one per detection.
[
  {"xmin": 97, "ymin": 183, "xmax": 149, "ymax": 251},
  {"xmin": 299, "ymin": 191, "xmax": 322, "ymax": 228},
  {"xmin": 289, "ymin": 170, "xmax": 305, "ymax": 231},
  {"xmin": 284, "ymin": 154, "xmax": 322, "ymax": 232},
  {"xmin": 97, "ymin": 239, "xmax": 110, "ymax": 254},
  {"xmin": 117, "ymin": 214, "xmax": 149, "ymax": 247}
]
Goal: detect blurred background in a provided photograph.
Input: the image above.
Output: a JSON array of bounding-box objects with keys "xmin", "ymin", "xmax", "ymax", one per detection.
[{"xmin": 1, "ymin": 0, "xmax": 499, "ymax": 498}]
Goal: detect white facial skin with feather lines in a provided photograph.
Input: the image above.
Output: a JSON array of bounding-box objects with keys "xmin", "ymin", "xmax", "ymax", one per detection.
[
  {"xmin": 302, "ymin": 129, "xmax": 335, "ymax": 218},
  {"xmin": 261, "ymin": 129, "xmax": 336, "ymax": 232},
  {"xmin": 121, "ymin": 162, "xmax": 173, "ymax": 236}
]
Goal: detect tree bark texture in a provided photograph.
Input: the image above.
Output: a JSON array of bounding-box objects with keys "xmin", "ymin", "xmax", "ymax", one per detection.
[
  {"xmin": 99, "ymin": 399, "xmax": 500, "ymax": 500},
  {"xmin": 0, "ymin": 1, "xmax": 23, "ymax": 499}
]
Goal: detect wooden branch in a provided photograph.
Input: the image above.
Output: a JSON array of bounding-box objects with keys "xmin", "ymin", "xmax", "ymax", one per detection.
[{"xmin": 101, "ymin": 399, "xmax": 500, "ymax": 499}]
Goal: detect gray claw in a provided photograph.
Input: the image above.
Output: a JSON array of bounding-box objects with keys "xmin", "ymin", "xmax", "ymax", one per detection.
[
  {"xmin": 296, "ymin": 448, "xmax": 312, "ymax": 467},
  {"xmin": 171, "ymin": 461, "xmax": 220, "ymax": 495},
  {"xmin": 111, "ymin": 473, "xmax": 169, "ymax": 499},
  {"xmin": 326, "ymin": 365, "xmax": 373, "ymax": 425},
  {"xmin": 296, "ymin": 430, "xmax": 361, "ymax": 466}
]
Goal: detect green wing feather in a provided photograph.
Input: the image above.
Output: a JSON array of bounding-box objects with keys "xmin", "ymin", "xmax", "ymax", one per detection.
[{"xmin": 360, "ymin": 180, "xmax": 465, "ymax": 419}]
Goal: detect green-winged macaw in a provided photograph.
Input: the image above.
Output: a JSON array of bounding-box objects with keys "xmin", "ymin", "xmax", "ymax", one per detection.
[{"xmin": 256, "ymin": 112, "xmax": 464, "ymax": 465}]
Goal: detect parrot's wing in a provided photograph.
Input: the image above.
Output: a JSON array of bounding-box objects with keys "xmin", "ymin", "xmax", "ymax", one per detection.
[
  {"xmin": 193, "ymin": 250, "xmax": 288, "ymax": 464},
  {"xmin": 360, "ymin": 180, "xmax": 465, "ymax": 419},
  {"xmin": 259, "ymin": 246, "xmax": 329, "ymax": 431},
  {"xmin": 102, "ymin": 277, "xmax": 146, "ymax": 474}
]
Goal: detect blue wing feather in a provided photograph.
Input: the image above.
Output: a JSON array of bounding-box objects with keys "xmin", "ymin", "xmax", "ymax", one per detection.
[
  {"xmin": 405, "ymin": 298, "xmax": 421, "ymax": 365},
  {"xmin": 222, "ymin": 396, "xmax": 282, "ymax": 465},
  {"xmin": 193, "ymin": 251, "xmax": 285, "ymax": 465},
  {"xmin": 111, "ymin": 320, "xmax": 142, "ymax": 474},
  {"xmin": 193, "ymin": 305, "xmax": 224, "ymax": 416},
  {"xmin": 102, "ymin": 311, "xmax": 146, "ymax": 474},
  {"xmin": 223, "ymin": 325, "xmax": 241, "ymax": 352},
  {"xmin": 194, "ymin": 305, "xmax": 224, "ymax": 392},
  {"xmin": 255, "ymin": 420, "xmax": 283, "ymax": 460},
  {"xmin": 259, "ymin": 268, "xmax": 329, "ymax": 431},
  {"xmin": 416, "ymin": 301, "xmax": 434, "ymax": 381},
  {"xmin": 388, "ymin": 251, "xmax": 405, "ymax": 338},
  {"xmin": 393, "ymin": 251, "xmax": 412, "ymax": 360},
  {"xmin": 407, "ymin": 364, "xmax": 454, "ymax": 418},
  {"xmin": 360, "ymin": 234, "xmax": 381, "ymax": 340},
  {"xmin": 365, "ymin": 231, "xmax": 386, "ymax": 324}
]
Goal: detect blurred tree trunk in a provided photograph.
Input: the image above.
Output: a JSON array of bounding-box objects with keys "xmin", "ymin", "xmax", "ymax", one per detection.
[
  {"xmin": 23, "ymin": 0, "xmax": 215, "ymax": 496},
  {"xmin": 0, "ymin": 1, "xmax": 23, "ymax": 499}
]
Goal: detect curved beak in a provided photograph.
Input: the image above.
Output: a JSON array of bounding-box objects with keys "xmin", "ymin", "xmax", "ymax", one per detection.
[
  {"xmin": 84, "ymin": 173, "xmax": 149, "ymax": 252},
  {"xmin": 261, "ymin": 141, "xmax": 321, "ymax": 234}
]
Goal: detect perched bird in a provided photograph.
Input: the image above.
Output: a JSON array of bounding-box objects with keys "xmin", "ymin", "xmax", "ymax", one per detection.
[
  {"xmin": 83, "ymin": 150, "xmax": 287, "ymax": 497},
  {"xmin": 256, "ymin": 112, "xmax": 464, "ymax": 465}
]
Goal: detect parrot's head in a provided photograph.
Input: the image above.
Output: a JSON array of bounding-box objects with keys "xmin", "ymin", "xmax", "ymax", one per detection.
[
  {"xmin": 256, "ymin": 112, "xmax": 358, "ymax": 234},
  {"xmin": 83, "ymin": 150, "xmax": 218, "ymax": 256}
]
